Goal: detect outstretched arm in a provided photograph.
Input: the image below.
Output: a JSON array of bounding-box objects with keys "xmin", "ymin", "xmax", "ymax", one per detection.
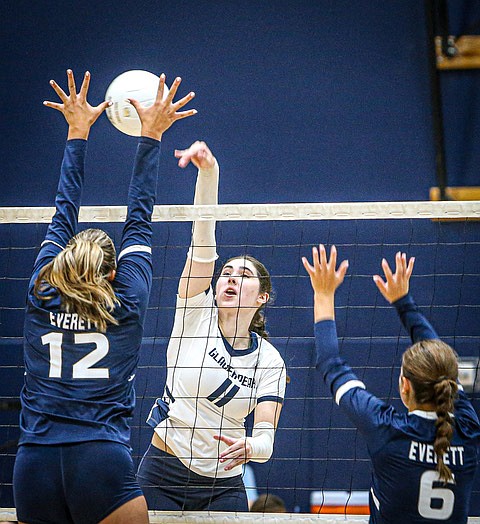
[
  {"xmin": 45, "ymin": 69, "xmax": 111, "ymax": 243},
  {"xmin": 32, "ymin": 70, "xmax": 109, "ymax": 281},
  {"xmin": 373, "ymin": 252, "xmax": 438, "ymax": 342},
  {"xmin": 303, "ymin": 246, "xmax": 394, "ymax": 446},
  {"xmin": 175, "ymin": 141, "xmax": 219, "ymax": 299},
  {"xmin": 117, "ymin": 75, "xmax": 196, "ymax": 304},
  {"xmin": 120, "ymin": 75, "xmax": 196, "ymax": 254},
  {"xmin": 302, "ymin": 245, "xmax": 349, "ymax": 369}
]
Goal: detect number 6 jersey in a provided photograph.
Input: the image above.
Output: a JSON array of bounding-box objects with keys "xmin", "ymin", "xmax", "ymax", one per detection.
[{"xmin": 315, "ymin": 295, "xmax": 480, "ymax": 524}]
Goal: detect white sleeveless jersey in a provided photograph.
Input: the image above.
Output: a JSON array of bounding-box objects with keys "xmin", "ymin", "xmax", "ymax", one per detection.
[{"xmin": 154, "ymin": 288, "xmax": 286, "ymax": 478}]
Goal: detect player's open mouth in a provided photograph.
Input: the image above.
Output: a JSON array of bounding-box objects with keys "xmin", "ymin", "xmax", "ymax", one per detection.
[{"xmin": 225, "ymin": 288, "xmax": 237, "ymax": 296}]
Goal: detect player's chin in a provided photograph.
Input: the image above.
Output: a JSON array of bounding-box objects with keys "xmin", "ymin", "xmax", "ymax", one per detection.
[{"xmin": 217, "ymin": 297, "xmax": 239, "ymax": 308}]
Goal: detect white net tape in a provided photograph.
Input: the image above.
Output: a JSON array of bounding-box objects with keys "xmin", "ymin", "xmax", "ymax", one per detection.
[
  {"xmin": 0, "ymin": 509, "xmax": 479, "ymax": 523},
  {"xmin": 0, "ymin": 200, "xmax": 479, "ymax": 223},
  {"xmin": 0, "ymin": 508, "xmax": 363, "ymax": 523}
]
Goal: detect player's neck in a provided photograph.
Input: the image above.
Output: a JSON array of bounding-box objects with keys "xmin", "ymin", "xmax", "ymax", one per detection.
[
  {"xmin": 218, "ymin": 315, "xmax": 251, "ymax": 349},
  {"xmin": 407, "ymin": 401, "xmax": 436, "ymax": 413}
]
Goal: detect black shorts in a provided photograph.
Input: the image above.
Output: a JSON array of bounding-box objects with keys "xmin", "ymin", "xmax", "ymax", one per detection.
[
  {"xmin": 137, "ymin": 444, "xmax": 248, "ymax": 512},
  {"xmin": 13, "ymin": 441, "xmax": 144, "ymax": 524}
]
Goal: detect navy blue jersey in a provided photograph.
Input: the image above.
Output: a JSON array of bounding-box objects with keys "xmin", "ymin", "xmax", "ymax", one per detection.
[
  {"xmin": 19, "ymin": 137, "xmax": 160, "ymax": 447},
  {"xmin": 315, "ymin": 294, "xmax": 480, "ymax": 524}
]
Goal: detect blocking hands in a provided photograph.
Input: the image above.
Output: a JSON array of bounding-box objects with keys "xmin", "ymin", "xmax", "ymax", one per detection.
[
  {"xmin": 129, "ymin": 74, "xmax": 196, "ymax": 141},
  {"xmin": 302, "ymin": 245, "xmax": 349, "ymax": 297},
  {"xmin": 373, "ymin": 251, "xmax": 415, "ymax": 304},
  {"xmin": 44, "ymin": 69, "xmax": 111, "ymax": 140},
  {"xmin": 302, "ymin": 245, "xmax": 349, "ymax": 322}
]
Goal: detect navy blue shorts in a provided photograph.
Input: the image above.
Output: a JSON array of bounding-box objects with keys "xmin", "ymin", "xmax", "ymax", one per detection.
[
  {"xmin": 13, "ymin": 441, "xmax": 144, "ymax": 524},
  {"xmin": 137, "ymin": 444, "xmax": 248, "ymax": 512}
]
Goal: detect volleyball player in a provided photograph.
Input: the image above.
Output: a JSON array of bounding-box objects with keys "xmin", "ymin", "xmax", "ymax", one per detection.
[
  {"xmin": 13, "ymin": 69, "xmax": 196, "ymax": 524},
  {"xmin": 302, "ymin": 246, "xmax": 480, "ymax": 523},
  {"xmin": 137, "ymin": 141, "xmax": 287, "ymax": 511}
]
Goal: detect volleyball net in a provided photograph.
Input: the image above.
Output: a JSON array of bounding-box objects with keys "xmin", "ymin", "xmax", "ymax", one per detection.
[{"xmin": 0, "ymin": 200, "xmax": 479, "ymax": 522}]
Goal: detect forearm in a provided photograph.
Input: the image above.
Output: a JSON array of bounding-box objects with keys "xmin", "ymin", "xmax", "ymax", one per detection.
[
  {"xmin": 246, "ymin": 422, "xmax": 275, "ymax": 463},
  {"xmin": 195, "ymin": 161, "xmax": 219, "ymax": 206},
  {"xmin": 189, "ymin": 160, "xmax": 219, "ymax": 262},
  {"xmin": 45, "ymin": 139, "xmax": 87, "ymax": 247},
  {"xmin": 314, "ymin": 320, "xmax": 340, "ymax": 368},
  {"xmin": 313, "ymin": 293, "xmax": 335, "ymax": 322},
  {"xmin": 314, "ymin": 321, "xmax": 366, "ymax": 407},
  {"xmin": 393, "ymin": 293, "xmax": 438, "ymax": 342},
  {"xmin": 121, "ymin": 137, "xmax": 160, "ymax": 251}
]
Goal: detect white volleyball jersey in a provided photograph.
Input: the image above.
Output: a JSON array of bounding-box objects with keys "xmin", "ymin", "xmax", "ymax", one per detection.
[{"xmin": 154, "ymin": 288, "xmax": 286, "ymax": 478}]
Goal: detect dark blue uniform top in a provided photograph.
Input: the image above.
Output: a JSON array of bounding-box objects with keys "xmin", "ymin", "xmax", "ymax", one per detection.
[
  {"xmin": 20, "ymin": 137, "xmax": 160, "ymax": 447},
  {"xmin": 315, "ymin": 294, "xmax": 480, "ymax": 524}
]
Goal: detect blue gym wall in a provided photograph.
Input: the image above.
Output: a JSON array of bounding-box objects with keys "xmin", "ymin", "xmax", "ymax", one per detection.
[{"xmin": 1, "ymin": 0, "xmax": 479, "ymax": 514}]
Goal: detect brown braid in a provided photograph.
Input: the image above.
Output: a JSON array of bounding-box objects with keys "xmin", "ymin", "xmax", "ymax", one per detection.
[
  {"xmin": 402, "ymin": 340, "xmax": 459, "ymax": 483},
  {"xmin": 433, "ymin": 377, "xmax": 458, "ymax": 482}
]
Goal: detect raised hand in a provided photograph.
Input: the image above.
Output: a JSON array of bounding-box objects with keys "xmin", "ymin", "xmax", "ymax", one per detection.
[
  {"xmin": 302, "ymin": 244, "xmax": 349, "ymax": 296},
  {"xmin": 174, "ymin": 140, "xmax": 216, "ymax": 170},
  {"xmin": 373, "ymin": 251, "xmax": 415, "ymax": 304},
  {"xmin": 302, "ymin": 244, "xmax": 349, "ymax": 321},
  {"xmin": 128, "ymin": 74, "xmax": 196, "ymax": 141},
  {"xmin": 214, "ymin": 434, "xmax": 252, "ymax": 471},
  {"xmin": 44, "ymin": 70, "xmax": 111, "ymax": 140}
]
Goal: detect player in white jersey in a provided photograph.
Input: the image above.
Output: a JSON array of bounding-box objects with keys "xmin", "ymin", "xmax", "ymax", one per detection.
[
  {"xmin": 137, "ymin": 141, "xmax": 287, "ymax": 511},
  {"xmin": 302, "ymin": 246, "xmax": 480, "ymax": 523}
]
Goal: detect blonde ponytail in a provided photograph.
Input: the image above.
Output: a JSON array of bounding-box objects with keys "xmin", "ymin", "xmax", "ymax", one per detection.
[{"xmin": 35, "ymin": 229, "xmax": 119, "ymax": 332}]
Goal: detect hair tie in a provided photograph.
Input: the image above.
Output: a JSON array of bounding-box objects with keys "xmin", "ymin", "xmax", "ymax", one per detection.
[{"xmin": 435, "ymin": 375, "xmax": 448, "ymax": 384}]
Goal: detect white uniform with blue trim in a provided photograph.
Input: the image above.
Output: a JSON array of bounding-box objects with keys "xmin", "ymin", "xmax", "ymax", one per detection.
[{"xmin": 152, "ymin": 287, "xmax": 286, "ymax": 478}]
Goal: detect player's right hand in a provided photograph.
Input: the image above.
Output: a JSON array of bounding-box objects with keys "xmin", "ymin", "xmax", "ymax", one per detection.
[
  {"xmin": 44, "ymin": 69, "xmax": 111, "ymax": 140},
  {"xmin": 174, "ymin": 141, "xmax": 216, "ymax": 170},
  {"xmin": 373, "ymin": 251, "xmax": 415, "ymax": 303}
]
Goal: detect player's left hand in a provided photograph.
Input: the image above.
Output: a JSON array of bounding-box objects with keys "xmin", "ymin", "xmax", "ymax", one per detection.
[{"xmin": 214, "ymin": 434, "xmax": 252, "ymax": 471}]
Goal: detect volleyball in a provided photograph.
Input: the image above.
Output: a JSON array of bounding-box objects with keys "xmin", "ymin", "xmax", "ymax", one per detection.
[{"xmin": 105, "ymin": 70, "xmax": 168, "ymax": 136}]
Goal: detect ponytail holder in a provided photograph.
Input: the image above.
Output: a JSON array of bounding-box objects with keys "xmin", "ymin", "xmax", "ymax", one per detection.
[{"xmin": 435, "ymin": 375, "xmax": 448, "ymax": 384}]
